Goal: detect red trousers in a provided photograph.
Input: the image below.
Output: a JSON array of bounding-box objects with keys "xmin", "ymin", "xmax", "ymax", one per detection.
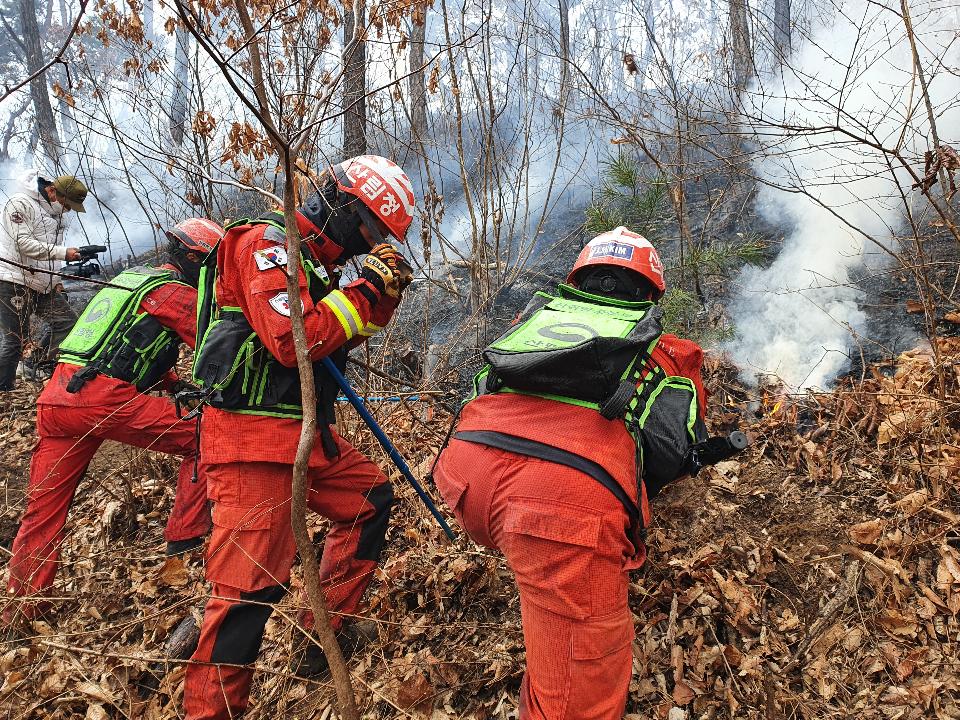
[
  {"xmin": 6, "ymin": 396, "xmax": 210, "ymax": 606},
  {"xmin": 434, "ymin": 439, "xmax": 640, "ymax": 720},
  {"xmin": 183, "ymin": 431, "xmax": 393, "ymax": 720}
]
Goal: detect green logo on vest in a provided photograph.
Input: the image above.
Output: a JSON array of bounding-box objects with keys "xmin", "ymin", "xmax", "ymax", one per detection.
[
  {"xmin": 85, "ymin": 297, "xmax": 112, "ymax": 323},
  {"xmin": 536, "ymin": 322, "xmax": 599, "ymax": 344}
]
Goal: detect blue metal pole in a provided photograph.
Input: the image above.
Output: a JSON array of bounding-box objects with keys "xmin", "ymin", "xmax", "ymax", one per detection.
[{"xmin": 322, "ymin": 357, "xmax": 456, "ymax": 540}]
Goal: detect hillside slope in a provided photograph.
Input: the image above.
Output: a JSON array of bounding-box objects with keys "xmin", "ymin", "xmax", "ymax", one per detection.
[{"xmin": 1, "ymin": 340, "xmax": 958, "ymax": 719}]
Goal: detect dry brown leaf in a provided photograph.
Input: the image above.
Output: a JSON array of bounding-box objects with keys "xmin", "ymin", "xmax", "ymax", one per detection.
[
  {"xmin": 842, "ymin": 627, "xmax": 864, "ymax": 652},
  {"xmin": 939, "ymin": 548, "xmax": 960, "ymax": 585},
  {"xmin": 395, "ymin": 671, "xmax": 433, "ymax": 710},
  {"xmin": 849, "ymin": 519, "xmax": 884, "ymax": 545},
  {"xmin": 876, "ymin": 610, "xmax": 918, "ymax": 637},
  {"xmin": 722, "ymin": 644, "xmax": 742, "ymax": 668},
  {"xmin": 905, "ymin": 300, "xmax": 925, "ymax": 313},
  {"xmin": 85, "ymin": 704, "xmax": 110, "ymax": 720},
  {"xmin": 0, "ymin": 670, "xmax": 25, "ymax": 695},
  {"xmin": 76, "ymin": 681, "xmax": 117, "ymax": 704},
  {"xmin": 880, "ymin": 685, "xmax": 912, "ymax": 706},
  {"xmin": 157, "ymin": 556, "xmax": 190, "ymax": 587},
  {"xmin": 894, "ymin": 489, "xmax": 929, "ymax": 515},
  {"xmin": 672, "ymin": 679, "xmax": 695, "ymax": 706}
]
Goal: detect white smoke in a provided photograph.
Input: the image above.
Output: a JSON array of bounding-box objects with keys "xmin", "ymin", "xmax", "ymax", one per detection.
[{"xmin": 727, "ymin": 0, "xmax": 960, "ymax": 390}]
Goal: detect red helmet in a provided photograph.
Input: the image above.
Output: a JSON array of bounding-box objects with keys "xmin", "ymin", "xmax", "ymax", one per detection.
[
  {"xmin": 332, "ymin": 155, "xmax": 415, "ymax": 242},
  {"xmin": 567, "ymin": 227, "xmax": 666, "ymax": 299},
  {"xmin": 166, "ymin": 218, "xmax": 224, "ymax": 254}
]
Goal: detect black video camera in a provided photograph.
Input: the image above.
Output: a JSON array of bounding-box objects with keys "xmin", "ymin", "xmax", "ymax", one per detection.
[{"xmin": 64, "ymin": 244, "xmax": 107, "ymax": 279}]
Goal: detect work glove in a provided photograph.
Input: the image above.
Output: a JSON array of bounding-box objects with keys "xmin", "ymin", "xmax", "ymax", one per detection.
[
  {"xmin": 361, "ymin": 243, "xmax": 403, "ymax": 298},
  {"xmin": 395, "ymin": 253, "xmax": 414, "ymax": 293},
  {"xmin": 170, "ymin": 380, "xmax": 203, "ymax": 415}
]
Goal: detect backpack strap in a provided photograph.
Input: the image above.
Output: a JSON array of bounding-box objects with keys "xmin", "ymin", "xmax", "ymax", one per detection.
[
  {"xmin": 599, "ymin": 379, "xmax": 638, "ymax": 420},
  {"xmin": 453, "ymin": 429, "xmax": 645, "ymax": 555},
  {"xmin": 598, "ymin": 343, "xmax": 662, "ymax": 420}
]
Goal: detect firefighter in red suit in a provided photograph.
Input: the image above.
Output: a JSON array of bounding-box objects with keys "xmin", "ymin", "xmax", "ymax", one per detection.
[
  {"xmin": 3, "ymin": 218, "xmax": 223, "ymax": 629},
  {"xmin": 183, "ymin": 155, "xmax": 415, "ymax": 719},
  {"xmin": 433, "ymin": 227, "xmax": 709, "ymax": 720}
]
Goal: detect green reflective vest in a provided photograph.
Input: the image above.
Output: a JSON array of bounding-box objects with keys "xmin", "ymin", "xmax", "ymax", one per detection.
[
  {"xmin": 474, "ymin": 283, "xmax": 706, "ymax": 494},
  {"xmin": 58, "ymin": 267, "xmax": 187, "ymax": 390},
  {"xmin": 191, "ymin": 215, "xmax": 343, "ymax": 420},
  {"xmin": 476, "ymin": 284, "xmax": 662, "ymax": 412}
]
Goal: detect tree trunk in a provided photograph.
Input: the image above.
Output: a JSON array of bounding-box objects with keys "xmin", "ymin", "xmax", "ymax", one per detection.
[
  {"xmin": 639, "ymin": 0, "xmax": 656, "ymax": 81},
  {"xmin": 342, "ymin": 0, "xmax": 367, "ymax": 157},
  {"xmin": 408, "ymin": 7, "xmax": 427, "ymax": 148},
  {"xmin": 144, "ymin": 0, "xmax": 155, "ymax": 44},
  {"xmin": 281, "ymin": 155, "xmax": 360, "ymax": 720},
  {"xmin": 18, "ymin": 0, "xmax": 60, "ymax": 164},
  {"xmin": 773, "ymin": 0, "xmax": 790, "ymax": 61},
  {"xmin": 728, "ymin": 0, "xmax": 752, "ymax": 92},
  {"xmin": 56, "ymin": 63, "xmax": 78, "ymax": 165},
  {"xmin": 227, "ymin": 3, "xmax": 360, "ymax": 715},
  {"xmin": 557, "ymin": 0, "xmax": 570, "ymax": 103},
  {"xmin": 170, "ymin": 23, "xmax": 192, "ymax": 146}
]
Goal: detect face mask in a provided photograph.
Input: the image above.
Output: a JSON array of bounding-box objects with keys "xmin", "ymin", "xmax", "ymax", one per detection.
[
  {"xmin": 176, "ymin": 259, "xmax": 202, "ymax": 288},
  {"xmin": 47, "ymin": 199, "xmax": 65, "ymax": 216},
  {"xmin": 166, "ymin": 236, "xmax": 202, "ymax": 287},
  {"xmin": 299, "ymin": 186, "xmax": 371, "ymax": 264}
]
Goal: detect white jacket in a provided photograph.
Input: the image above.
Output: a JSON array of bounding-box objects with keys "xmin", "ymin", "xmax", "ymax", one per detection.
[{"xmin": 0, "ymin": 168, "xmax": 71, "ymax": 293}]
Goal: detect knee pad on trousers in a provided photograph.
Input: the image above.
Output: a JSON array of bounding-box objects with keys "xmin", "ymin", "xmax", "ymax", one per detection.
[
  {"xmin": 210, "ymin": 584, "xmax": 288, "ymax": 665},
  {"xmin": 356, "ymin": 482, "xmax": 394, "ymax": 562}
]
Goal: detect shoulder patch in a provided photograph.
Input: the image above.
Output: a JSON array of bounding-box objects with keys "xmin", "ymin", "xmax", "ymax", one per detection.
[
  {"xmin": 269, "ymin": 292, "xmax": 292, "ymax": 316},
  {"xmin": 269, "ymin": 292, "xmax": 291, "ymax": 316},
  {"xmin": 254, "ymin": 245, "xmax": 288, "ymax": 271},
  {"xmin": 9, "ymin": 210, "xmax": 24, "ymax": 224}
]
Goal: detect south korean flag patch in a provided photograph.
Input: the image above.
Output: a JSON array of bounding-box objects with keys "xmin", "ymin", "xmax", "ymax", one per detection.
[{"xmin": 254, "ymin": 245, "xmax": 288, "ymax": 271}]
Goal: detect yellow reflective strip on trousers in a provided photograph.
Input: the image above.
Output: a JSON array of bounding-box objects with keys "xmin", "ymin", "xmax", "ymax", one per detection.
[{"xmin": 321, "ymin": 290, "xmax": 362, "ymax": 339}]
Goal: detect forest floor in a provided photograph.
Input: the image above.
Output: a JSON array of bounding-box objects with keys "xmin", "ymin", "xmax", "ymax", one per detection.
[{"xmin": 1, "ymin": 337, "xmax": 959, "ymax": 720}]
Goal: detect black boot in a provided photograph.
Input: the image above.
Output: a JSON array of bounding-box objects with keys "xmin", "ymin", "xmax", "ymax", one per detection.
[
  {"xmin": 290, "ymin": 621, "xmax": 374, "ymax": 678},
  {"xmin": 166, "ymin": 536, "xmax": 204, "ymax": 556}
]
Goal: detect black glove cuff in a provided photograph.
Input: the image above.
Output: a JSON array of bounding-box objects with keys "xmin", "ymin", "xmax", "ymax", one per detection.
[
  {"xmin": 360, "ymin": 268, "xmax": 386, "ymax": 295},
  {"xmin": 355, "ymin": 281, "xmax": 380, "ymax": 306}
]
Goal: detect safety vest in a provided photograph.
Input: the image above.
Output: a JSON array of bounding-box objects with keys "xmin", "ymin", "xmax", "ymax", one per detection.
[
  {"xmin": 58, "ymin": 267, "xmax": 186, "ymax": 390},
  {"xmin": 469, "ymin": 283, "xmax": 707, "ymax": 505},
  {"xmin": 191, "ymin": 215, "xmax": 346, "ymax": 423}
]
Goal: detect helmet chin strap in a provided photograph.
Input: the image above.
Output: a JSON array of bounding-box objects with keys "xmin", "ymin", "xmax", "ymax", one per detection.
[
  {"xmin": 300, "ymin": 180, "xmax": 375, "ymax": 263},
  {"xmin": 355, "ymin": 204, "xmax": 386, "ymax": 246}
]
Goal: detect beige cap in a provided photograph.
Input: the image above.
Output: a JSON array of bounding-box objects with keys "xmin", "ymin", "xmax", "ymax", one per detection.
[{"xmin": 51, "ymin": 175, "xmax": 88, "ymax": 213}]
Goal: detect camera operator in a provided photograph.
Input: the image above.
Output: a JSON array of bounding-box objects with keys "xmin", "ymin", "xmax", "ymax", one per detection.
[{"xmin": 0, "ymin": 169, "xmax": 86, "ymax": 390}]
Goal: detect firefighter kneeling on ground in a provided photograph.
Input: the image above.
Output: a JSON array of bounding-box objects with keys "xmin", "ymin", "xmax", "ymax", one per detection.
[
  {"xmin": 2, "ymin": 218, "xmax": 223, "ymax": 632},
  {"xmin": 433, "ymin": 227, "xmax": 710, "ymax": 720},
  {"xmin": 183, "ymin": 155, "xmax": 415, "ymax": 720}
]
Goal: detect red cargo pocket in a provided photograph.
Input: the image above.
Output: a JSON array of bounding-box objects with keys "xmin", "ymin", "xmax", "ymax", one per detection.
[
  {"xmin": 433, "ymin": 454, "xmax": 469, "ymax": 516},
  {"xmin": 206, "ymin": 504, "xmax": 279, "ymax": 592},
  {"xmin": 502, "ymin": 497, "xmax": 601, "ymax": 619},
  {"xmin": 504, "ymin": 499, "xmax": 601, "ymax": 547},
  {"xmin": 571, "ymin": 609, "xmax": 634, "ymax": 660}
]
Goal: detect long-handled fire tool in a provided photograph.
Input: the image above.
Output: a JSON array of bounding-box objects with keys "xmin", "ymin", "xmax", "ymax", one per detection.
[{"xmin": 321, "ymin": 356, "xmax": 456, "ymax": 541}]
